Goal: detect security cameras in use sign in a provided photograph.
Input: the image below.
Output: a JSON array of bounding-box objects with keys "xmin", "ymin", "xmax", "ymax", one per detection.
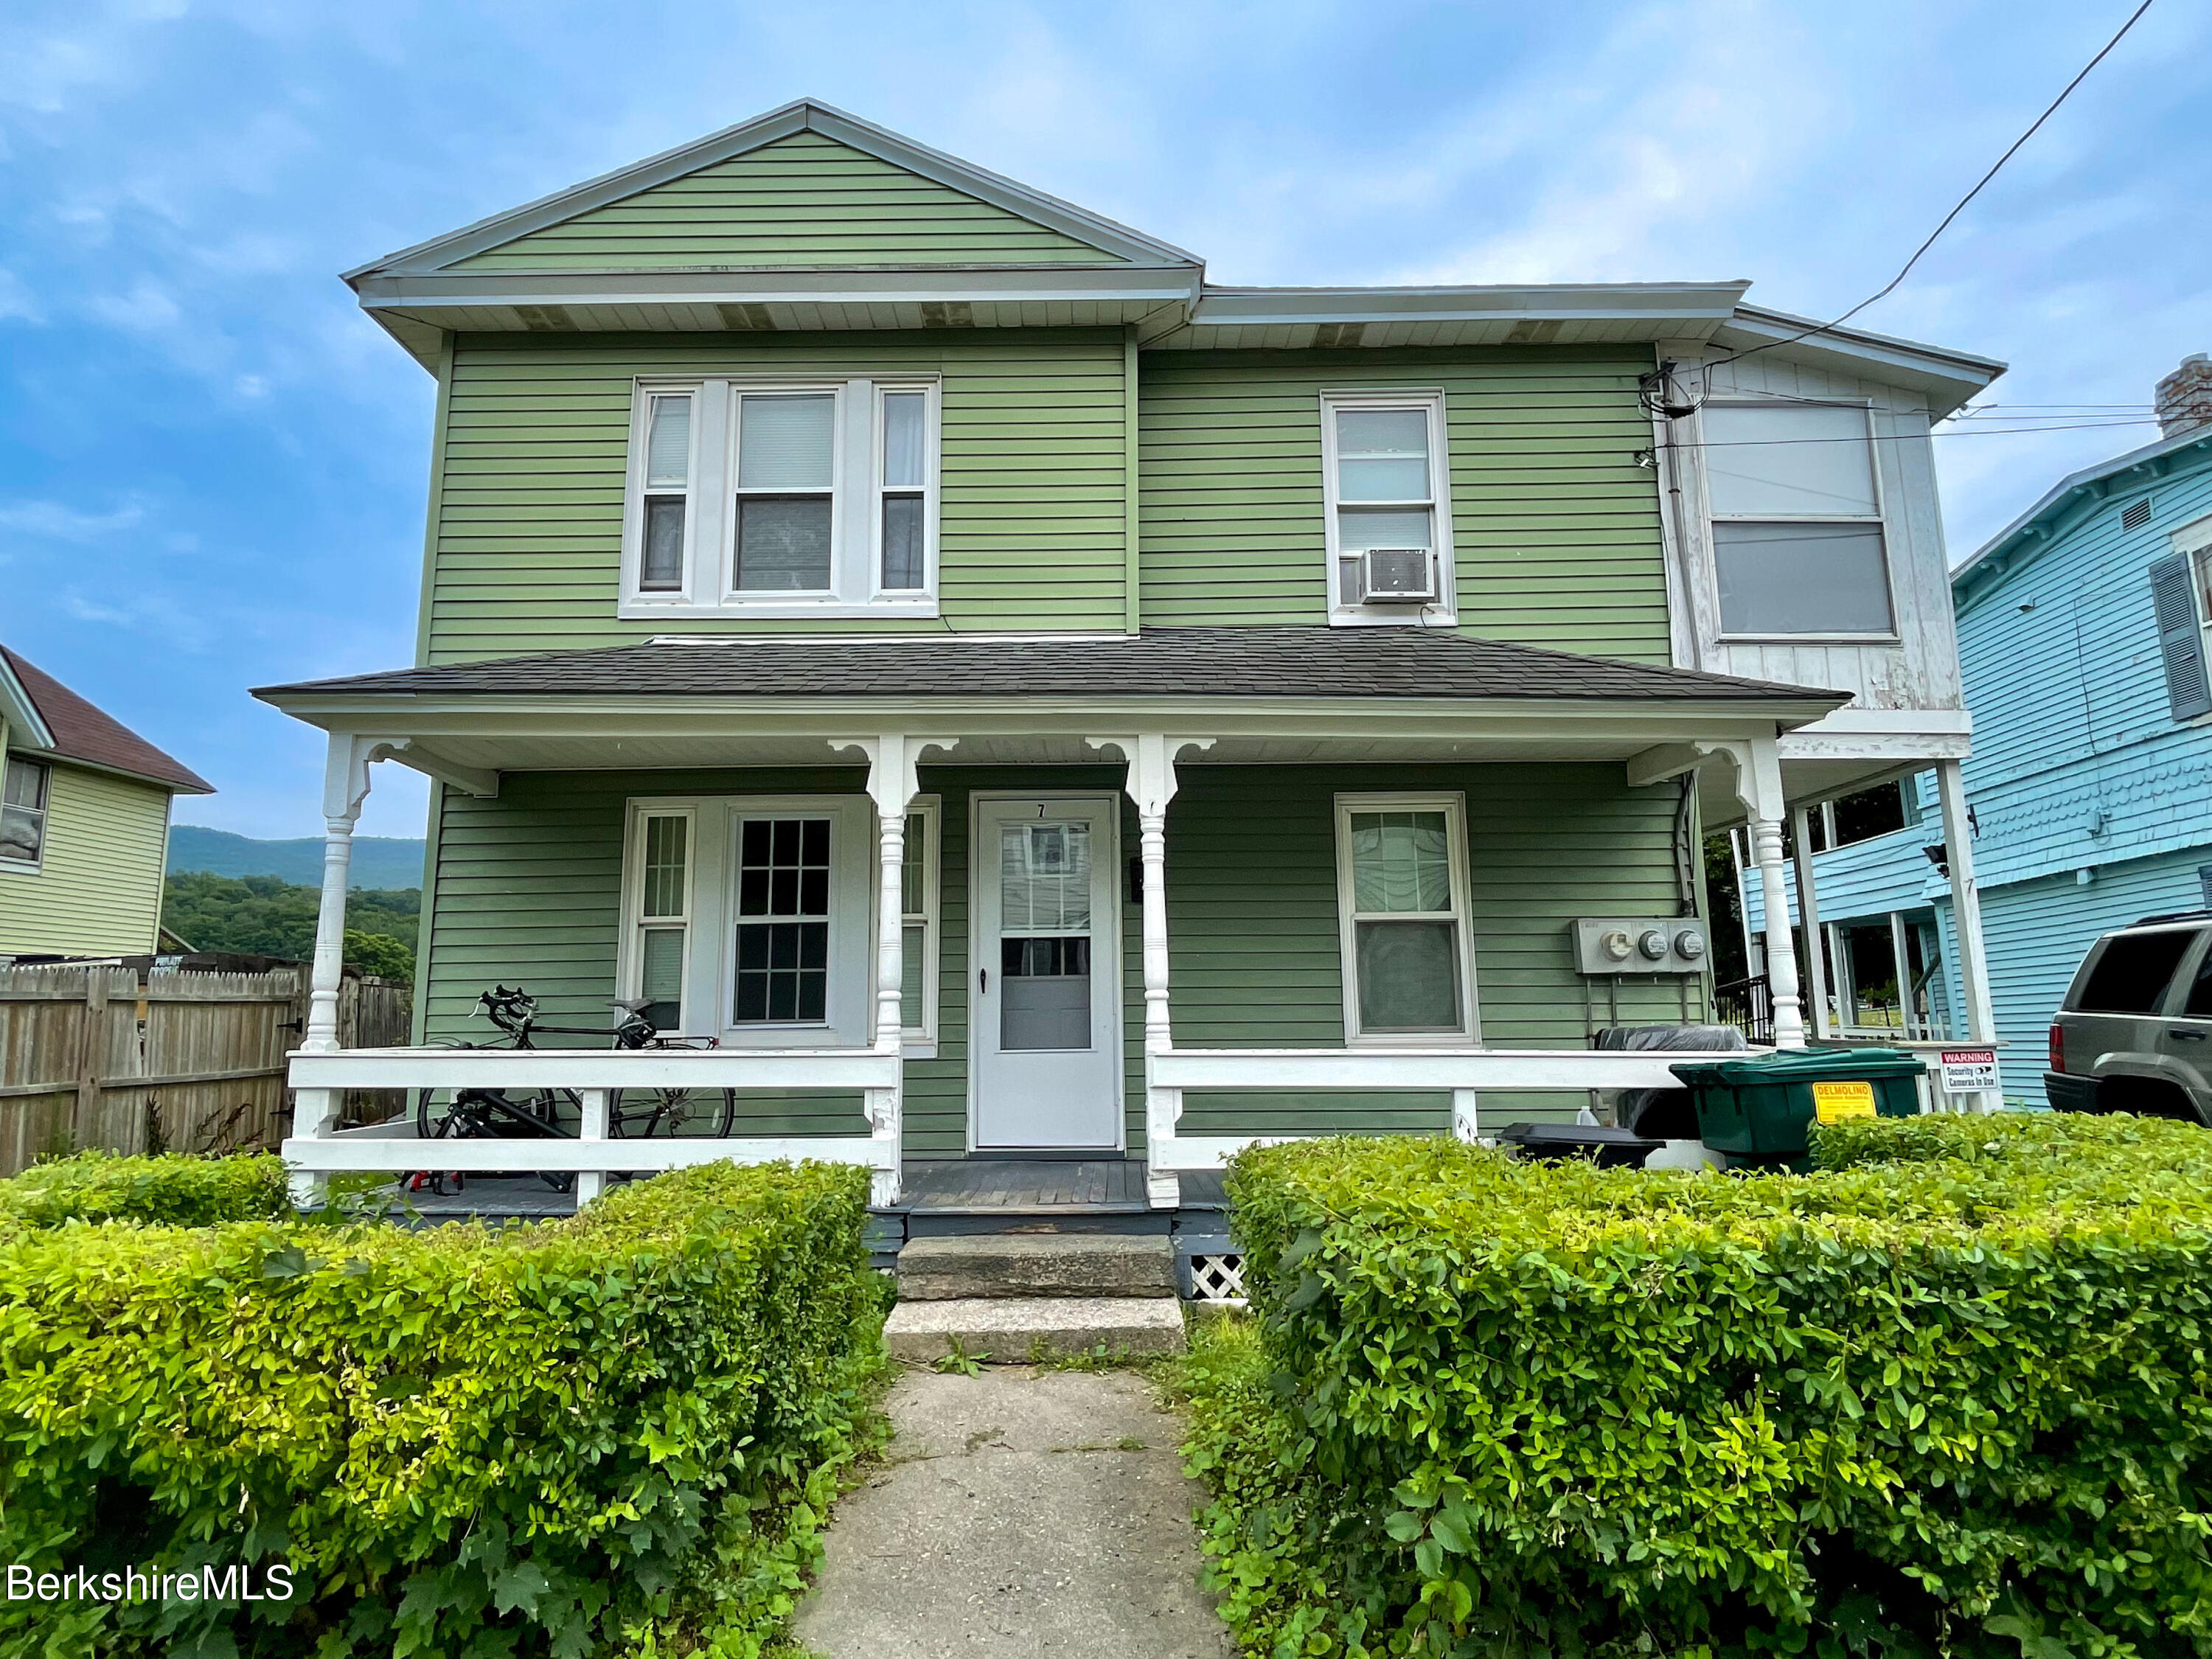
[{"xmin": 1939, "ymin": 1048, "xmax": 1999, "ymax": 1093}]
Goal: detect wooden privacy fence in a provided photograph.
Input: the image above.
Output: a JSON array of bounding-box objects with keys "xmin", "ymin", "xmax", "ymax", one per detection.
[{"xmin": 0, "ymin": 965, "xmax": 412, "ymax": 1177}]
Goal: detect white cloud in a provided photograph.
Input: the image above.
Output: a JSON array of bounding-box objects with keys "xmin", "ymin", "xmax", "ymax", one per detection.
[
  {"xmin": 0, "ymin": 497, "xmax": 146, "ymax": 540},
  {"xmin": 83, "ymin": 274, "xmax": 181, "ymax": 331},
  {"xmin": 0, "ymin": 268, "xmax": 42, "ymax": 321}
]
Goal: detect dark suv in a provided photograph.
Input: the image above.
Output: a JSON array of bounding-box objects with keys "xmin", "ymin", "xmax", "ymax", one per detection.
[{"xmin": 2046, "ymin": 912, "xmax": 2212, "ymax": 1124}]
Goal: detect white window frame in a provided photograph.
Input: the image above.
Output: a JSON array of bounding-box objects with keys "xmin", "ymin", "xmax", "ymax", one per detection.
[
  {"xmin": 2176, "ymin": 513, "xmax": 2212, "ymax": 660},
  {"xmin": 616, "ymin": 804, "xmax": 698, "ymax": 1030},
  {"xmin": 617, "ymin": 794, "xmax": 874, "ymax": 1046},
  {"xmin": 1703, "ymin": 397, "xmax": 1900, "ymax": 644},
  {"xmin": 619, "ymin": 377, "xmax": 942, "ymax": 622},
  {"xmin": 897, "ymin": 794, "xmax": 942, "ymax": 1052},
  {"xmin": 1319, "ymin": 389, "xmax": 1457, "ymax": 628},
  {"xmin": 1, "ymin": 756, "xmax": 50, "ymax": 874},
  {"xmin": 1332, "ymin": 790, "xmax": 1481, "ymax": 1048}
]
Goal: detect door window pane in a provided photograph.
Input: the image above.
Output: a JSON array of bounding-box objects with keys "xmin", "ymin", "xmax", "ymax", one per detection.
[
  {"xmin": 1349, "ymin": 811, "xmax": 1453, "ymax": 912},
  {"xmin": 1336, "ymin": 408, "xmax": 1431, "ymax": 501},
  {"xmin": 901, "ymin": 922, "xmax": 927, "ymax": 1029},
  {"xmin": 882, "ymin": 494, "xmax": 925, "ymax": 589},
  {"xmin": 900, "ymin": 813, "xmax": 925, "ymax": 915},
  {"xmin": 883, "ymin": 392, "xmax": 926, "ymax": 487},
  {"xmin": 1001, "ymin": 823, "xmax": 1091, "ymax": 931},
  {"xmin": 734, "ymin": 817, "xmax": 832, "ymax": 1024},
  {"xmin": 1703, "ymin": 404, "xmax": 1878, "ymax": 517},
  {"xmin": 2079, "ymin": 931, "xmax": 2198, "ymax": 1015},
  {"xmin": 1714, "ymin": 522, "xmax": 1893, "ymax": 634},
  {"xmin": 1355, "ymin": 920, "xmax": 1461, "ymax": 1032},
  {"xmin": 737, "ymin": 394, "xmax": 835, "ymax": 488},
  {"xmin": 737, "ymin": 497, "xmax": 833, "ymax": 590},
  {"xmin": 1001, "ymin": 936, "xmax": 1092, "ymax": 1050}
]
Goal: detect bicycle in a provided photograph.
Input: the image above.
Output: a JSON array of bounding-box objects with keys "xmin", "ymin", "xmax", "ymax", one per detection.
[{"xmin": 411, "ymin": 987, "xmax": 735, "ymax": 1195}]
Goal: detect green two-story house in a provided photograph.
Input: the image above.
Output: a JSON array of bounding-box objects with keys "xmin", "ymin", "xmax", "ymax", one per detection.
[{"xmin": 262, "ymin": 101, "xmax": 2001, "ymax": 1211}]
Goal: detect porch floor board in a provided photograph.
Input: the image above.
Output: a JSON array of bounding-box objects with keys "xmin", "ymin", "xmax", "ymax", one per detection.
[{"xmin": 891, "ymin": 1159, "xmax": 1150, "ymax": 1215}]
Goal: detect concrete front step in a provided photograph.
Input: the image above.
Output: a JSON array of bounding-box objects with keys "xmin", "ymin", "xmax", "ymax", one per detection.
[
  {"xmin": 883, "ymin": 1296, "xmax": 1187, "ymax": 1363},
  {"xmin": 897, "ymin": 1232, "xmax": 1178, "ymax": 1301}
]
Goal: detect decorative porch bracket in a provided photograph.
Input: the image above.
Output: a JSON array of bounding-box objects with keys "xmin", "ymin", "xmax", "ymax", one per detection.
[
  {"xmin": 1626, "ymin": 734, "xmax": 1806, "ymax": 1048},
  {"xmin": 1088, "ymin": 733, "xmax": 1215, "ymax": 1207},
  {"xmin": 831, "ymin": 734, "xmax": 958, "ymax": 1204},
  {"xmin": 291, "ymin": 733, "xmax": 499, "ymax": 1207}
]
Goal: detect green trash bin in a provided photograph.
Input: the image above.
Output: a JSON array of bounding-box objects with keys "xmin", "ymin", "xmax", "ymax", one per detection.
[{"xmin": 1669, "ymin": 1047, "xmax": 1925, "ymax": 1171}]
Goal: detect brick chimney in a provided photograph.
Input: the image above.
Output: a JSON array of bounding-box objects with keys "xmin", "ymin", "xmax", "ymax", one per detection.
[{"xmin": 2157, "ymin": 353, "xmax": 2212, "ymax": 439}]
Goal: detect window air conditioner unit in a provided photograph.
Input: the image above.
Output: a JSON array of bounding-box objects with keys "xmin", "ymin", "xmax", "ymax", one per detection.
[{"xmin": 1358, "ymin": 547, "xmax": 1434, "ymax": 605}]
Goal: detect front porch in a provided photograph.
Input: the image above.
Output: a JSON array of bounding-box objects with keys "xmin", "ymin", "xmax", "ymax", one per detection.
[{"xmin": 261, "ymin": 628, "xmax": 1851, "ymax": 1211}]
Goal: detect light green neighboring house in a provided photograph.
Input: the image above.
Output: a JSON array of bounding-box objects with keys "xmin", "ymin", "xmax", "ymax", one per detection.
[
  {"xmin": 258, "ymin": 100, "xmax": 2001, "ymax": 1208},
  {"xmin": 1, "ymin": 647, "xmax": 213, "ymax": 959}
]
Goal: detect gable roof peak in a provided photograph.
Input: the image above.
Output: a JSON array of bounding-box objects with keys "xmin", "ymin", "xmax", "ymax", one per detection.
[{"xmin": 346, "ymin": 98, "xmax": 1200, "ymax": 283}]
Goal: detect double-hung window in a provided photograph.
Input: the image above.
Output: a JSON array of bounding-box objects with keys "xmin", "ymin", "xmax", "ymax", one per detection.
[
  {"xmin": 1321, "ymin": 391, "xmax": 1455, "ymax": 625},
  {"xmin": 619, "ymin": 794, "xmax": 937, "ymax": 1050},
  {"xmin": 1, "ymin": 757, "xmax": 49, "ymax": 869},
  {"xmin": 1703, "ymin": 400, "xmax": 1895, "ymax": 636},
  {"xmin": 1333, "ymin": 793, "xmax": 1477, "ymax": 1043},
  {"xmin": 622, "ymin": 378, "xmax": 939, "ymax": 619}
]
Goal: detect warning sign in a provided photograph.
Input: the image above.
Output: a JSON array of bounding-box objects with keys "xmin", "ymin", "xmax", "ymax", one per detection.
[
  {"xmin": 1939, "ymin": 1048, "xmax": 1999, "ymax": 1093},
  {"xmin": 1812, "ymin": 1079, "xmax": 1877, "ymax": 1124}
]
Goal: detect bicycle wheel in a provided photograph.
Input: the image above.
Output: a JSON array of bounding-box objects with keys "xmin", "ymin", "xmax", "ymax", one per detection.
[{"xmin": 609, "ymin": 1086, "xmax": 737, "ymax": 1138}]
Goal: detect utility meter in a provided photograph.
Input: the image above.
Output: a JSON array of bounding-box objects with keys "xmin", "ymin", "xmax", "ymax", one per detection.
[{"xmin": 1571, "ymin": 919, "xmax": 1711, "ymax": 975}]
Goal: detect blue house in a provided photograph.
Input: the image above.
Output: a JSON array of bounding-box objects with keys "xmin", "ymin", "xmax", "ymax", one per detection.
[{"xmin": 1747, "ymin": 355, "xmax": 2212, "ymax": 1102}]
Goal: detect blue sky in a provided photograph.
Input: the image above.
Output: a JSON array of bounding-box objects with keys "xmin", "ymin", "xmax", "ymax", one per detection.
[{"xmin": 2, "ymin": 0, "xmax": 2206, "ymax": 841}]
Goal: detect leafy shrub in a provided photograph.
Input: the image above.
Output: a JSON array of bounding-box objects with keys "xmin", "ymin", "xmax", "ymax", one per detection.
[
  {"xmin": 0, "ymin": 1150, "xmax": 288, "ymax": 1229},
  {"xmin": 0, "ymin": 1160, "xmax": 885, "ymax": 1657},
  {"xmin": 1197, "ymin": 1120, "xmax": 2212, "ymax": 1658}
]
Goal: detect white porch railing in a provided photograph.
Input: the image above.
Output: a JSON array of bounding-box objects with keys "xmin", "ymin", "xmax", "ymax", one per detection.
[
  {"xmin": 284, "ymin": 1046, "xmax": 902, "ymax": 1206},
  {"xmin": 1143, "ymin": 1046, "xmax": 1749, "ymax": 1203}
]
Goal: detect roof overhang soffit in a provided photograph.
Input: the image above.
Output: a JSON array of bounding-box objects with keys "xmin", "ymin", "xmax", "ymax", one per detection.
[
  {"xmin": 1703, "ymin": 306, "xmax": 2005, "ymax": 417},
  {"xmin": 0, "ymin": 656, "xmax": 55, "ymax": 751}
]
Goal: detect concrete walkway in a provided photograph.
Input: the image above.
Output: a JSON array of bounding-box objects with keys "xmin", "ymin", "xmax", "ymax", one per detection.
[{"xmin": 792, "ymin": 1366, "xmax": 1231, "ymax": 1658}]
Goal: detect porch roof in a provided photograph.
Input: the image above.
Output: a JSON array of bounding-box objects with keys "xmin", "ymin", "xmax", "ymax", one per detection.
[{"xmin": 255, "ymin": 626, "xmax": 1843, "ymax": 713}]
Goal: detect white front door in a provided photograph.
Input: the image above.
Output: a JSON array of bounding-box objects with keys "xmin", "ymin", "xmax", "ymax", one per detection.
[{"xmin": 972, "ymin": 797, "xmax": 1122, "ymax": 1150}]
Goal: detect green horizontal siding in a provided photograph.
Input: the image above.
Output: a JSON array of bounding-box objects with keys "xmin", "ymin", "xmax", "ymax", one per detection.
[
  {"xmin": 453, "ymin": 131, "xmax": 1120, "ymax": 271},
  {"xmin": 425, "ymin": 331, "xmax": 1131, "ymax": 659},
  {"xmin": 1164, "ymin": 763, "xmax": 1705, "ymax": 1131},
  {"xmin": 425, "ymin": 768, "xmax": 871, "ymax": 1140},
  {"xmin": 420, "ymin": 763, "xmax": 1705, "ymax": 1153},
  {"xmin": 1138, "ymin": 347, "xmax": 1671, "ymax": 661}
]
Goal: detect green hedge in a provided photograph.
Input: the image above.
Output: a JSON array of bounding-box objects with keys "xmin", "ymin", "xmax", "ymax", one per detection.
[
  {"xmin": 0, "ymin": 1159, "xmax": 883, "ymax": 1658},
  {"xmin": 0, "ymin": 1150, "xmax": 289, "ymax": 1229},
  {"xmin": 1195, "ymin": 1118, "xmax": 2212, "ymax": 1658}
]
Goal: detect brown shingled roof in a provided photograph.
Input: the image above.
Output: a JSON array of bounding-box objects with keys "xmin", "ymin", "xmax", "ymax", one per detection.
[{"xmin": 2, "ymin": 648, "xmax": 214, "ymax": 794}]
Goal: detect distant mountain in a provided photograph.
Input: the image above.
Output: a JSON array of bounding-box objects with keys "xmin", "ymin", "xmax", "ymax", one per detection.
[{"xmin": 168, "ymin": 825, "xmax": 426, "ymax": 891}]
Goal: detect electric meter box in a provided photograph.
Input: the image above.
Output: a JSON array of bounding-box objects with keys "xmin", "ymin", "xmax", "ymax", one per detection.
[{"xmin": 1571, "ymin": 918, "xmax": 1710, "ymax": 975}]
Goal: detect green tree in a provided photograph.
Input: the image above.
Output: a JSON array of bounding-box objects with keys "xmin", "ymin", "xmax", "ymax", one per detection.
[
  {"xmin": 161, "ymin": 872, "xmax": 419, "ymax": 980},
  {"xmin": 342, "ymin": 929, "xmax": 416, "ymax": 984}
]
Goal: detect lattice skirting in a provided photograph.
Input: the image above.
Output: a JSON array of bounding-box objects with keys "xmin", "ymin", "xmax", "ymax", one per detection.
[{"xmin": 1186, "ymin": 1252, "xmax": 1246, "ymax": 1306}]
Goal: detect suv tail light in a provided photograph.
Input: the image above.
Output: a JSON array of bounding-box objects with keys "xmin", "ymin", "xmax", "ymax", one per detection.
[{"xmin": 2049, "ymin": 1022, "xmax": 2065, "ymax": 1073}]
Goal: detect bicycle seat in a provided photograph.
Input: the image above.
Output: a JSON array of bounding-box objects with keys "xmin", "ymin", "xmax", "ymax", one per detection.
[{"xmin": 610, "ymin": 998, "xmax": 651, "ymax": 1013}]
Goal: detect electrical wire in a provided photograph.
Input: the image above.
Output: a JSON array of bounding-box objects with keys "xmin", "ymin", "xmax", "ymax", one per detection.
[{"xmin": 1704, "ymin": 0, "xmax": 2157, "ymax": 380}]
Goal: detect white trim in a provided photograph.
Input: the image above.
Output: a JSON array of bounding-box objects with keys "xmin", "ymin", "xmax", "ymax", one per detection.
[
  {"xmin": 1319, "ymin": 389, "xmax": 1457, "ymax": 627},
  {"xmin": 1332, "ymin": 790, "xmax": 1480, "ymax": 1047},
  {"xmin": 346, "ymin": 99, "xmax": 1198, "ymax": 280},
  {"xmin": 900, "ymin": 793, "xmax": 942, "ymax": 1046},
  {"xmin": 619, "ymin": 376, "xmax": 941, "ymax": 620},
  {"xmin": 964, "ymin": 791, "xmax": 1127, "ymax": 1155},
  {"xmin": 616, "ymin": 802, "xmax": 699, "ymax": 1033}
]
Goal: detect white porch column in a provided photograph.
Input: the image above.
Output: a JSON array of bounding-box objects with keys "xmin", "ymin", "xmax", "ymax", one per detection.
[
  {"xmin": 574, "ymin": 1090, "xmax": 608, "ymax": 1206},
  {"xmin": 835, "ymin": 734, "xmax": 956, "ymax": 1206},
  {"xmin": 1091, "ymin": 733, "xmax": 1214, "ymax": 1208},
  {"xmin": 289, "ymin": 734, "xmax": 376, "ymax": 1207},
  {"xmin": 1936, "ymin": 758, "xmax": 1998, "ymax": 1107},
  {"xmin": 1791, "ymin": 804, "xmax": 1832, "ymax": 1040},
  {"xmin": 1725, "ymin": 735, "xmax": 1805, "ymax": 1048}
]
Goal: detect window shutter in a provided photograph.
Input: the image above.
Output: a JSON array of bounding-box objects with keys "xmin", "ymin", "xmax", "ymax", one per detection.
[{"xmin": 2149, "ymin": 554, "xmax": 2212, "ymax": 720}]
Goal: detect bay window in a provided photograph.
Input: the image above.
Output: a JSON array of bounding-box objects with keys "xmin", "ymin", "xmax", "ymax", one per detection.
[
  {"xmin": 1703, "ymin": 400, "xmax": 1895, "ymax": 637},
  {"xmin": 622, "ymin": 378, "xmax": 939, "ymax": 618}
]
